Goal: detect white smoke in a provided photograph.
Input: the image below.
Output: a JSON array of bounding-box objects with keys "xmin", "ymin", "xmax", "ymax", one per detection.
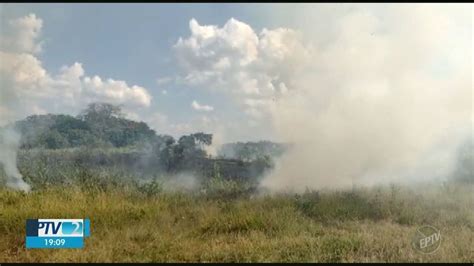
[
  {"xmin": 0, "ymin": 127, "xmax": 31, "ymax": 192},
  {"xmin": 161, "ymin": 172, "xmax": 198, "ymax": 191},
  {"xmin": 204, "ymin": 130, "xmax": 225, "ymax": 158},
  {"xmin": 259, "ymin": 4, "xmax": 472, "ymax": 191},
  {"xmin": 174, "ymin": 4, "xmax": 472, "ymax": 192}
]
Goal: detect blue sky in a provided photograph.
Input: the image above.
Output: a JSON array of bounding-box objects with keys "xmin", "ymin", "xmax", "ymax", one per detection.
[
  {"xmin": 1, "ymin": 3, "xmax": 302, "ymax": 141},
  {"xmin": 0, "ymin": 4, "xmax": 471, "ymax": 146}
]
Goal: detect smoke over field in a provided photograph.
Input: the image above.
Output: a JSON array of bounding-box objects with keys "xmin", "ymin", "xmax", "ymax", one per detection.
[
  {"xmin": 255, "ymin": 5, "xmax": 473, "ymax": 191},
  {"xmin": 167, "ymin": 4, "xmax": 473, "ymax": 192}
]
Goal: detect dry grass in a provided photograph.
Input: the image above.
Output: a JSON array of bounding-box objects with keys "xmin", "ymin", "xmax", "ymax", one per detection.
[{"xmin": 0, "ymin": 182, "xmax": 473, "ymax": 262}]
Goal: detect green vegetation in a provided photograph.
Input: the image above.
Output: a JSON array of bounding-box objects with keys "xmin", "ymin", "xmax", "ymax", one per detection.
[
  {"xmin": 15, "ymin": 103, "xmax": 157, "ymax": 149},
  {"xmin": 7, "ymin": 102, "xmax": 277, "ymax": 179}
]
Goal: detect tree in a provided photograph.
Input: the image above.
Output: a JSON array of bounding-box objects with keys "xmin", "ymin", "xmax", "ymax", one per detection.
[
  {"xmin": 192, "ymin": 132, "xmax": 212, "ymax": 146},
  {"xmin": 178, "ymin": 132, "xmax": 212, "ymax": 159},
  {"xmin": 39, "ymin": 130, "xmax": 69, "ymax": 149},
  {"xmin": 158, "ymin": 136, "xmax": 177, "ymax": 172},
  {"xmin": 157, "ymin": 133, "xmax": 213, "ymax": 173},
  {"xmin": 78, "ymin": 102, "xmax": 124, "ymax": 121},
  {"xmin": 78, "ymin": 102, "xmax": 156, "ymax": 147}
]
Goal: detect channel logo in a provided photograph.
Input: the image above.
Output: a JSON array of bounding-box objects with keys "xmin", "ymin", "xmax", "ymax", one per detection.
[{"xmin": 26, "ymin": 219, "xmax": 91, "ymax": 249}]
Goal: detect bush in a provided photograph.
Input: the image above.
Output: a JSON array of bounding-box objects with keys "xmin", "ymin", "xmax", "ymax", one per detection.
[
  {"xmin": 137, "ymin": 178, "xmax": 163, "ymax": 197},
  {"xmin": 200, "ymin": 175, "xmax": 254, "ymax": 200}
]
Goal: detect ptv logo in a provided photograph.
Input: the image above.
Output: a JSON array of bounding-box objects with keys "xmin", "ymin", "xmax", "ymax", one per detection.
[
  {"xmin": 26, "ymin": 219, "xmax": 91, "ymax": 249},
  {"xmin": 39, "ymin": 221, "xmax": 82, "ymax": 236},
  {"xmin": 27, "ymin": 219, "xmax": 88, "ymax": 237}
]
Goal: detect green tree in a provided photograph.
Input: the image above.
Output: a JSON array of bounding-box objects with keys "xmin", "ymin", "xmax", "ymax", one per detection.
[
  {"xmin": 78, "ymin": 102, "xmax": 156, "ymax": 147},
  {"xmin": 39, "ymin": 130, "xmax": 69, "ymax": 149},
  {"xmin": 78, "ymin": 102, "xmax": 124, "ymax": 121}
]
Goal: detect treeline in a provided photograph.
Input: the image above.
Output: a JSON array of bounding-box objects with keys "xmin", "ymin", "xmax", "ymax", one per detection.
[
  {"xmin": 10, "ymin": 103, "xmax": 215, "ymax": 174},
  {"xmin": 14, "ymin": 103, "xmax": 158, "ymax": 149},
  {"xmin": 13, "ymin": 102, "xmax": 287, "ymax": 157},
  {"xmin": 7, "ymin": 102, "xmax": 282, "ymax": 179}
]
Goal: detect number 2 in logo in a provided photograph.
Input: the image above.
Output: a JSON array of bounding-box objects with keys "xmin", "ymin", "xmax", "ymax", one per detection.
[{"xmin": 72, "ymin": 222, "xmax": 81, "ymax": 234}]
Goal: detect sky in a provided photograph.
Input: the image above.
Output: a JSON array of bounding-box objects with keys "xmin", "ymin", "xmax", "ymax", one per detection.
[
  {"xmin": 1, "ymin": 3, "xmax": 296, "ymax": 141},
  {"xmin": 0, "ymin": 3, "xmax": 472, "ymax": 147}
]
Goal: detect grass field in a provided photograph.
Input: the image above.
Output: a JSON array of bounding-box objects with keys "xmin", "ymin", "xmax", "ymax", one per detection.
[{"xmin": 1, "ymin": 180, "xmax": 473, "ymax": 262}]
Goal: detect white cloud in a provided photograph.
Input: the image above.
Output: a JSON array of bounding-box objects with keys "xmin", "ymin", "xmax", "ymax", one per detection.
[
  {"xmin": 82, "ymin": 75, "xmax": 151, "ymax": 107},
  {"xmin": 0, "ymin": 14, "xmax": 152, "ymax": 125},
  {"xmin": 175, "ymin": 18, "xmax": 259, "ymax": 70},
  {"xmin": 174, "ymin": 17, "xmax": 312, "ymax": 123},
  {"xmin": 191, "ymin": 100, "xmax": 214, "ymax": 111},
  {"xmin": 0, "ymin": 13, "xmax": 43, "ymax": 54}
]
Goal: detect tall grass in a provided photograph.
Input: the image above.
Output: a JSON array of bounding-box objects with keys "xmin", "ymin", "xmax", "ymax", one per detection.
[
  {"xmin": 1, "ymin": 179, "xmax": 472, "ymax": 262},
  {"xmin": 0, "ymin": 149, "xmax": 473, "ymax": 262}
]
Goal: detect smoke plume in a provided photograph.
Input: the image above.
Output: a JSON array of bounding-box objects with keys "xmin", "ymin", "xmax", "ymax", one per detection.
[
  {"xmin": 174, "ymin": 4, "xmax": 472, "ymax": 192},
  {"xmin": 0, "ymin": 126, "xmax": 31, "ymax": 192},
  {"xmin": 259, "ymin": 4, "xmax": 472, "ymax": 191}
]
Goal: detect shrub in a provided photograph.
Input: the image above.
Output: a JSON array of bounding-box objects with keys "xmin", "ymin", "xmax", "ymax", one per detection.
[{"xmin": 137, "ymin": 178, "xmax": 163, "ymax": 197}]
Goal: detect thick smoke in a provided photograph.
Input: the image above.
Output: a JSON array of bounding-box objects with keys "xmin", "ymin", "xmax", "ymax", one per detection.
[
  {"xmin": 0, "ymin": 127, "xmax": 31, "ymax": 192},
  {"xmin": 259, "ymin": 5, "xmax": 472, "ymax": 191},
  {"xmin": 174, "ymin": 4, "xmax": 472, "ymax": 192}
]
